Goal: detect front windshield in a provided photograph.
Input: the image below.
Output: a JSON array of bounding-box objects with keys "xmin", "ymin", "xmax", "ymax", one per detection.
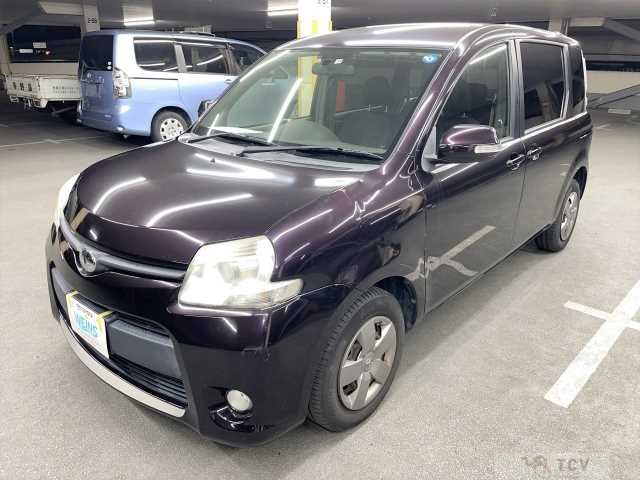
[{"xmin": 192, "ymin": 47, "xmax": 446, "ymax": 162}]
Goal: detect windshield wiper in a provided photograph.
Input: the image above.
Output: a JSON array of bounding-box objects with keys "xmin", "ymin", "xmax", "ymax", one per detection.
[
  {"xmin": 238, "ymin": 145, "xmax": 384, "ymax": 162},
  {"xmin": 185, "ymin": 132, "xmax": 273, "ymax": 146}
]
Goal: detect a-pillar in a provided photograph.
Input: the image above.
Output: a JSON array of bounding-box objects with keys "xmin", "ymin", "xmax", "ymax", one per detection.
[{"xmin": 296, "ymin": 0, "xmax": 331, "ymax": 116}]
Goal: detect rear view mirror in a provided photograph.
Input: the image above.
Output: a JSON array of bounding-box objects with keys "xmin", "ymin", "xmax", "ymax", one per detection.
[{"xmin": 311, "ymin": 62, "xmax": 355, "ymax": 76}]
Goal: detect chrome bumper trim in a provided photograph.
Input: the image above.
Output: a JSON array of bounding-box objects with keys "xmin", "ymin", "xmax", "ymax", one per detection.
[{"xmin": 59, "ymin": 316, "xmax": 186, "ymax": 418}]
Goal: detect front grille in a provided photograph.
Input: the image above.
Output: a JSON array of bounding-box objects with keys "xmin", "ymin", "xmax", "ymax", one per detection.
[{"xmin": 111, "ymin": 355, "xmax": 187, "ymax": 407}]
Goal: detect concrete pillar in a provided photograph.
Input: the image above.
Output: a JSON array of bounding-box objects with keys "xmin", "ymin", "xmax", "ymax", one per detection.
[
  {"xmin": 296, "ymin": 0, "xmax": 331, "ymax": 116},
  {"xmin": 548, "ymin": 18, "xmax": 570, "ymax": 34},
  {"xmin": 297, "ymin": 0, "xmax": 332, "ymax": 39},
  {"xmin": 0, "ymin": 34, "xmax": 11, "ymax": 78},
  {"xmin": 81, "ymin": 1, "xmax": 100, "ymax": 34}
]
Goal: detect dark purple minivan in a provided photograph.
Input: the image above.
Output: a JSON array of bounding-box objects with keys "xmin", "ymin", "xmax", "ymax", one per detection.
[{"xmin": 46, "ymin": 23, "xmax": 591, "ymax": 446}]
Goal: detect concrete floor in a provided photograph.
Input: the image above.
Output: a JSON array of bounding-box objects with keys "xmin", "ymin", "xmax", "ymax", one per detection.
[{"xmin": 1, "ymin": 97, "xmax": 639, "ymax": 480}]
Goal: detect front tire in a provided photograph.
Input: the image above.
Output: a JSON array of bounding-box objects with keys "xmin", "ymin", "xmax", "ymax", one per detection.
[
  {"xmin": 151, "ymin": 110, "xmax": 189, "ymax": 142},
  {"xmin": 535, "ymin": 179, "xmax": 581, "ymax": 252},
  {"xmin": 308, "ymin": 287, "xmax": 404, "ymax": 431}
]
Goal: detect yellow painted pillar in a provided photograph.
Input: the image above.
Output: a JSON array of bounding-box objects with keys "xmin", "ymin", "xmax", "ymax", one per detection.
[{"xmin": 297, "ymin": 0, "xmax": 332, "ymax": 116}]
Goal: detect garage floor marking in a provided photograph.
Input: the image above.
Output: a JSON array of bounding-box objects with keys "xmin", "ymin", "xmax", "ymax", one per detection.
[
  {"xmin": 545, "ymin": 280, "xmax": 640, "ymax": 408},
  {"xmin": 0, "ymin": 135, "xmax": 108, "ymax": 148}
]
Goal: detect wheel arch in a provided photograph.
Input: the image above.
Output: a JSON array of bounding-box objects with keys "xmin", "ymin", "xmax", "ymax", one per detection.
[
  {"xmin": 573, "ymin": 166, "xmax": 588, "ymax": 198},
  {"xmin": 152, "ymin": 105, "xmax": 193, "ymax": 126}
]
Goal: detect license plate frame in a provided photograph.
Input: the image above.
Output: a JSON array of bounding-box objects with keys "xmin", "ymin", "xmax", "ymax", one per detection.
[{"xmin": 66, "ymin": 292, "xmax": 111, "ymax": 359}]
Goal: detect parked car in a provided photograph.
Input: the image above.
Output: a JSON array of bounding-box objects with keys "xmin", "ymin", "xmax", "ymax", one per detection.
[
  {"xmin": 47, "ymin": 23, "xmax": 591, "ymax": 446},
  {"xmin": 76, "ymin": 30, "xmax": 264, "ymax": 141}
]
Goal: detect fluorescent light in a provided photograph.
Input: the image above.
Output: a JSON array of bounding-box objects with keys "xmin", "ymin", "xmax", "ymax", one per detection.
[
  {"xmin": 124, "ymin": 19, "xmax": 155, "ymax": 27},
  {"xmin": 267, "ymin": 8, "xmax": 298, "ymax": 16},
  {"xmin": 39, "ymin": 2, "xmax": 82, "ymax": 15}
]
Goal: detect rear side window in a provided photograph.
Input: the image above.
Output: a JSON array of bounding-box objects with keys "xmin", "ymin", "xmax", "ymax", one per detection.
[
  {"xmin": 181, "ymin": 43, "xmax": 229, "ymax": 74},
  {"xmin": 229, "ymin": 44, "xmax": 263, "ymax": 71},
  {"xmin": 80, "ymin": 35, "xmax": 113, "ymax": 71},
  {"xmin": 520, "ymin": 42, "xmax": 566, "ymax": 129},
  {"xmin": 134, "ymin": 39, "xmax": 178, "ymax": 72},
  {"xmin": 570, "ymin": 47, "xmax": 586, "ymax": 115}
]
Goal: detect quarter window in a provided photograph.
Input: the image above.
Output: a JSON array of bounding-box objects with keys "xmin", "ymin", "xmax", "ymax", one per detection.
[
  {"xmin": 436, "ymin": 43, "xmax": 511, "ymax": 143},
  {"xmin": 181, "ymin": 43, "xmax": 229, "ymax": 74},
  {"xmin": 520, "ymin": 42, "xmax": 566, "ymax": 129},
  {"xmin": 570, "ymin": 47, "xmax": 586, "ymax": 115},
  {"xmin": 134, "ymin": 39, "xmax": 178, "ymax": 72}
]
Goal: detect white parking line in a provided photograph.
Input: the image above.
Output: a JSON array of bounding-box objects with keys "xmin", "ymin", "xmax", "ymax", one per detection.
[
  {"xmin": 545, "ymin": 280, "xmax": 640, "ymax": 408},
  {"xmin": 0, "ymin": 134, "xmax": 108, "ymax": 149}
]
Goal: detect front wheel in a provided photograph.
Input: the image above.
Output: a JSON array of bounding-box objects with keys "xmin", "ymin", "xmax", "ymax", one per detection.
[
  {"xmin": 535, "ymin": 179, "xmax": 581, "ymax": 252},
  {"xmin": 151, "ymin": 110, "xmax": 189, "ymax": 142},
  {"xmin": 308, "ymin": 287, "xmax": 404, "ymax": 431}
]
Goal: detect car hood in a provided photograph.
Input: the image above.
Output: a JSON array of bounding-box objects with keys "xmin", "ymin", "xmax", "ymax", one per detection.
[{"xmin": 67, "ymin": 139, "xmax": 366, "ymax": 265}]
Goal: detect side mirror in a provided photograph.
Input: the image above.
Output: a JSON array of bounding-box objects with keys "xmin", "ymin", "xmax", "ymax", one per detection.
[
  {"xmin": 420, "ymin": 124, "xmax": 501, "ymax": 171},
  {"xmin": 198, "ymin": 99, "xmax": 216, "ymax": 118},
  {"xmin": 438, "ymin": 124, "xmax": 499, "ymax": 163}
]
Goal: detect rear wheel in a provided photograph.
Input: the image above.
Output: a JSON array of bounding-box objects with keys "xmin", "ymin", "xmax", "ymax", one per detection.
[
  {"xmin": 308, "ymin": 287, "xmax": 404, "ymax": 431},
  {"xmin": 151, "ymin": 110, "xmax": 189, "ymax": 142},
  {"xmin": 535, "ymin": 179, "xmax": 581, "ymax": 252}
]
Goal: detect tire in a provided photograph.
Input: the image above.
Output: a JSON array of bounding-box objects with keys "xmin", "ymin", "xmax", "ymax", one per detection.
[
  {"xmin": 151, "ymin": 110, "xmax": 189, "ymax": 142},
  {"xmin": 535, "ymin": 179, "xmax": 581, "ymax": 252},
  {"xmin": 308, "ymin": 287, "xmax": 405, "ymax": 432}
]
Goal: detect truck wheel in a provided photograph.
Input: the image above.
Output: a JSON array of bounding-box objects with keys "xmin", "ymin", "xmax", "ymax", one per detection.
[
  {"xmin": 308, "ymin": 287, "xmax": 404, "ymax": 431},
  {"xmin": 535, "ymin": 179, "xmax": 581, "ymax": 252},
  {"xmin": 151, "ymin": 111, "xmax": 188, "ymax": 142}
]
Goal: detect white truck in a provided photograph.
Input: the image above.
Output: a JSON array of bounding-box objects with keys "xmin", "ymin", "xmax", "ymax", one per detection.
[{"xmin": 6, "ymin": 73, "xmax": 80, "ymax": 117}]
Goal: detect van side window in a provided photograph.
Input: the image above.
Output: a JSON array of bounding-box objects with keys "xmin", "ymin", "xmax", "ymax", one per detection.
[
  {"xmin": 134, "ymin": 39, "xmax": 178, "ymax": 72},
  {"xmin": 520, "ymin": 42, "xmax": 566, "ymax": 129},
  {"xmin": 570, "ymin": 47, "xmax": 586, "ymax": 115},
  {"xmin": 181, "ymin": 43, "xmax": 229, "ymax": 74},
  {"xmin": 436, "ymin": 43, "xmax": 510, "ymax": 144},
  {"xmin": 229, "ymin": 44, "xmax": 262, "ymax": 71}
]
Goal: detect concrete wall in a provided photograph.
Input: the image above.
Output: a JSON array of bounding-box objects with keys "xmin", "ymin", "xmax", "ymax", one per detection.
[{"xmin": 587, "ymin": 71, "xmax": 640, "ymax": 94}]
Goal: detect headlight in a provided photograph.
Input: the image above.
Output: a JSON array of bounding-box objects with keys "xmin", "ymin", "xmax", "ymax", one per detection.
[
  {"xmin": 178, "ymin": 236, "xmax": 302, "ymax": 309},
  {"xmin": 53, "ymin": 174, "xmax": 79, "ymax": 228}
]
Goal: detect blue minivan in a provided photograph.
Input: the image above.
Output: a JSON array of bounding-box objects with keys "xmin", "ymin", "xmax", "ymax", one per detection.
[{"xmin": 77, "ymin": 30, "xmax": 265, "ymax": 141}]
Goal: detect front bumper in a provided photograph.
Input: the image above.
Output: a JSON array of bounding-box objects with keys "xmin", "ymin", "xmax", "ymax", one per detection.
[{"xmin": 46, "ymin": 225, "xmax": 350, "ymax": 446}]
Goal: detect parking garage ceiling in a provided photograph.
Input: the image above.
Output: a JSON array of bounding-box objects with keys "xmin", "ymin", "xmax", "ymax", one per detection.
[{"xmin": 1, "ymin": 0, "xmax": 639, "ymax": 31}]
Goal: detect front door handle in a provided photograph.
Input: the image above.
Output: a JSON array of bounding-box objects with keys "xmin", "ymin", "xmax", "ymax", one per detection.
[
  {"xmin": 224, "ymin": 78, "xmax": 233, "ymax": 84},
  {"xmin": 527, "ymin": 146, "xmax": 542, "ymax": 161},
  {"xmin": 506, "ymin": 153, "xmax": 526, "ymax": 170}
]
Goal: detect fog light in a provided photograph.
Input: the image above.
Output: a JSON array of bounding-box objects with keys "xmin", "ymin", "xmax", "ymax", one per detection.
[{"xmin": 226, "ymin": 390, "xmax": 253, "ymax": 412}]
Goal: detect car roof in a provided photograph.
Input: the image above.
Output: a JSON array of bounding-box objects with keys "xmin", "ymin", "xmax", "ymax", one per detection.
[
  {"xmin": 84, "ymin": 29, "xmax": 264, "ymax": 51},
  {"xmin": 277, "ymin": 22, "xmax": 573, "ymax": 51}
]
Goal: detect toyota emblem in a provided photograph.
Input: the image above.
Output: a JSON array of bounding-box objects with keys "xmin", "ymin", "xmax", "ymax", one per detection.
[{"xmin": 79, "ymin": 248, "xmax": 97, "ymax": 273}]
